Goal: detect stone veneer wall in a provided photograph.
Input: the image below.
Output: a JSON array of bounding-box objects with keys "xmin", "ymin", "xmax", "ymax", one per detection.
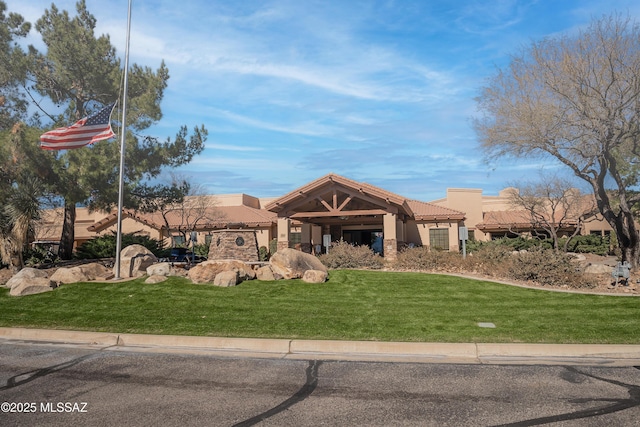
[
  {"xmin": 383, "ymin": 238, "xmax": 398, "ymax": 261},
  {"xmin": 208, "ymin": 230, "xmax": 259, "ymax": 262}
]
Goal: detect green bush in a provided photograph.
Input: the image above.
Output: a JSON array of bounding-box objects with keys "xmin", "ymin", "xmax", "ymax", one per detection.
[
  {"xmin": 259, "ymin": 246, "xmax": 270, "ymax": 261},
  {"xmin": 467, "ymin": 236, "xmax": 551, "ymax": 253},
  {"xmin": 318, "ymin": 240, "xmax": 384, "ymax": 269},
  {"xmin": 561, "ymin": 234, "xmax": 610, "ymax": 255},
  {"xmin": 74, "ymin": 233, "xmax": 162, "ymax": 259},
  {"xmin": 269, "ymin": 238, "xmax": 278, "ymax": 256},
  {"xmin": 23, "ymin": 245, "xmax": 59, "ymax": 266},
  {"xmin": 192, "ymin": 243, "xmax": 209, "ymax": 257}
]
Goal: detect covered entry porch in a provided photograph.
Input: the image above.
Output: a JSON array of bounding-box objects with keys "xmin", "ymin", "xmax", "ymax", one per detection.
[{"xmin": 265, "ymin": 174, "xmax": 415, "ymax": 260}]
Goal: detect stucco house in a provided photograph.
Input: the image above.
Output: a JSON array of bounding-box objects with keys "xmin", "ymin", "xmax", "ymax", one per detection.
[{"xmin": 33, "ymin": 173, "xmax": 614, "ymax": 259}]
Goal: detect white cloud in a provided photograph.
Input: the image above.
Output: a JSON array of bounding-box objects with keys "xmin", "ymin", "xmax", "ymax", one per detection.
[{"xmin": 206, "ymin": 143, "xmax": 263, "ymax": 152}]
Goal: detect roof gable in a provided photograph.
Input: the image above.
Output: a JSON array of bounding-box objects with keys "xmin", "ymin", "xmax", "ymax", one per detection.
[{"xmin": 265, "ymin": 173, "xmax": 414, "ymax": 218}]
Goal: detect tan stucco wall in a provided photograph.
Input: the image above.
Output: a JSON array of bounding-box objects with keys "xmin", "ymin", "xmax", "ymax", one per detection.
[
  {"xmin": 35, "ymin": 207, "xmax": 115, "ymax": 248},
  {"xmin": 432, "ymin": 188, "xmax": 487, "ymax": 241},
  {"xmin": 431, "ymin": 187, "xmax": 540, "ymax": 242},
  {"xmin": 405, "ymin": 220, "xmax": 461, "ymax": 251},
  {"xmin": 582, "ymin": 214, "xmax": 614, "ymax": 236}
]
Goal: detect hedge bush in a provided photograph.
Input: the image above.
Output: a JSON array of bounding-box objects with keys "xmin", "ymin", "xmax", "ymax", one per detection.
[
  {"xmin": 388, "ymin": 244, "xmax": 597, "ymax": 289},
  {"xmin": 561, "ymin": 234, "xmax": 610, "ymax": 256}
]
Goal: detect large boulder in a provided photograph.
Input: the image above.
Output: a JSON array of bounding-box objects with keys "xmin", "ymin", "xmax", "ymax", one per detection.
[
  {"xmin": 145, "ymin": 275, "xmax": 168, "ymax": 284},
  {"xmin": 269, "ymin": 248, "xmax": 327, "ymax": 279},
  {"xmin": 584, "ymin": 263, "xmax": 613, "ymax": 275},
  {"xmin": 5, "ymin": 267, "xmax": 49, "ymax": 289},
  {"xmin": 187, "ymin": 260, "xmax": 255, "ymax": 285},
  {"xmin": 10, "ymin": 277, "xmax": 54, "ymax": 296},
  {"xmin": 213, "ymin": 270, "xmax": 239, "ymax": 287},
  {"xmin": 114, "ymin": 245, "xmax": 158, "ymax": 278},
  {"xmin": 49, "ymin": 267, "xmax": 87, "ymax": 284},
  {"xmin": 255, "ymin": 265, "xmax": 278, "ymax": 281},
  {"xmin": 146, "ymin": 262, "xmax": 176, "ymax": 277},
  {"xmin": 78, "ymin": 262, "xmax": 113, "ymax": 280},
  {"xmin": 49, "ymin": 263, "xmax": 112, "ymax": 284},
  {"xmin": 302, "ymin": 269, "xmax": 328, "ymax": 283}
]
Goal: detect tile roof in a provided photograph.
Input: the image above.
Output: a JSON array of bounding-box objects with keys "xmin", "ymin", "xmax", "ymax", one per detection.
[
  {"xmin": 476, "ymin": 210, "xmax": 580, "ymax": 231},
  {"xmin": 476, "ymin": 210, "xmax": 534, "ymax": 230},
  {"xmin": 88, "ymin": 205, "xmax": 276, "ymax": 232},
  {"xmin": 406, "ymin": 199, "xmax": 465, "ymax": 220}
]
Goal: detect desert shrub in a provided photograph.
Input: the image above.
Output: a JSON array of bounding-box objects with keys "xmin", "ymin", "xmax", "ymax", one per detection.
[
  {"xmin": 463, "ymin": 244, "xmax": 513, "ymax": 277},
  {"xmin": 74, "ymin": 232, "xmax": 161, "ymax": 259},
  {"xmin": 393, "ymin": 246, "xmax": 461, "ymax": 271},
  {"xmin": 318, "ymin": 240, "xmax": 384, "ymax": 269},
  {"xmin": 505, "ymin": 246, "xmax": 594, "ymax": 287}
]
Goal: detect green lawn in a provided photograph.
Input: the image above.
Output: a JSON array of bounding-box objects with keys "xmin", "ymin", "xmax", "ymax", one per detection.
[{"xmin": 1, "ymin": 269, "xmax": 638, "ymax": 344}]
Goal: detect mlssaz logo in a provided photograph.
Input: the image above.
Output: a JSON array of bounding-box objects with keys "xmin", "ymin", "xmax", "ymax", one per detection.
[{"xmin": 40, "ymin": 402, "xmax": 88, "ymax": 413}]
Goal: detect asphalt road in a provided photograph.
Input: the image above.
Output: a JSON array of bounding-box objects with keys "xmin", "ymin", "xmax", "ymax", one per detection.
[{"xmin": 1, "ymin": 342, "xmax": 640, "ymax": 426}]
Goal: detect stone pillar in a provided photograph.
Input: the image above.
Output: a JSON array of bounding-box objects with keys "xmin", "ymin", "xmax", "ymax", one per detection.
[
  {"xmin": 277, "ymin": 218, "xmax": 291, "ymax": 251},
  {"xmin": 396, "ymin": 218, "xmax": 406, "ymax": 251},
  {"xmin": 311, "ymin": 225, "xmax": 322, "ymax": 254},
  {"xmin": 207, "ymin": 230, "xmax": 259, "ymax": 262},
  {"xmin": 383, "ymin": 213, "xmax": 398, "ymax": 261},
  {"xmin": 300, "ymin": 223, "xmax": 312, "ymax": 253}
]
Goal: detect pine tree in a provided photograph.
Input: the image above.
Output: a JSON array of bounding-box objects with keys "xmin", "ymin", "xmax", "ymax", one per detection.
[{"xmin": 28, "ymin": 1, "xmax": 206, "ymax": 259}]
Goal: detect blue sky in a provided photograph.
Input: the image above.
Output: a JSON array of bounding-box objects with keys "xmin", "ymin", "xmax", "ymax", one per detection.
[{"xmin": 8, "ymin": 0, "xmax": 640, "ymax": 201}]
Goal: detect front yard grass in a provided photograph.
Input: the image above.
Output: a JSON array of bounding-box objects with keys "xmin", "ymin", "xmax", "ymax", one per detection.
[{"xmin": 0, "ymin": 269, "xmax": 638, "ymax": 344}]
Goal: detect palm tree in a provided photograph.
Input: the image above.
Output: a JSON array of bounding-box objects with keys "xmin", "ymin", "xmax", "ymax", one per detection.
[{"xmin": 0, "ymin": 174, "xmax": 43, "ymax": 272}]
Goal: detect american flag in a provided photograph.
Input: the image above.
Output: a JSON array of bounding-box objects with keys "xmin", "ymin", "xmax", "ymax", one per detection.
[{"xmin": 40, "ymin": 103, "xmax": 116, "ymax": 150}]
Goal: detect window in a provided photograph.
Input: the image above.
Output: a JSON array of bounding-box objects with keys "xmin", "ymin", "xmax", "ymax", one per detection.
[
  {"xmin": 429, "ymin": 228, "xmax": 449, "ymax": 251},
  {"xmin": 289, "ymin": 232, "xmax": 301, "ymax": 248},
  {"xmin": 172, "ymin": 235, "xmax": 185, "ymax": 246}
]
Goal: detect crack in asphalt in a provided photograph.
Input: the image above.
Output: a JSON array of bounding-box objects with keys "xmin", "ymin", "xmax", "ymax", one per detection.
[
  {"xmin": 232, "ymin": 360, "xmax": 321, "ymax": 427},
  {"xmin": 0, "ymin": 353, "xmax": 97, "ymax": 391},
  {"xmin": 491, "ymin": 366, "xmax": 640, "ymax": 426}
]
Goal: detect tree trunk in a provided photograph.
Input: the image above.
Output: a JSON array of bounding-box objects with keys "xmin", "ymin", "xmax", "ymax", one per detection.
[
  {"xmin": 613, "ymin": 210, "xmax": 640, "ymax": 269},
  {"xmin": 59, "ymin": 201, "xmax": 76, "ymax": 260},
  {"xmin": 2, "ymin": 238, "xmax": 22, "ymax": 273}
]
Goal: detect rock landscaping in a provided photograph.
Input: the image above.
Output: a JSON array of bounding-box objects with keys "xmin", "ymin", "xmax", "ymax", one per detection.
[
  {"xmin": 1, "ymin": 245, "xmax": 328, "ymax": 296},
  {"xmin": 0, "ymin": 244, "xmax": 636, "ymax": 297}
]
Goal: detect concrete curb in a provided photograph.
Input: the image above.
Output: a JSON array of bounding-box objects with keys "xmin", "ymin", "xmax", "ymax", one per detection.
[
  {"xmin": 0, "ymin": 327, "xmax": 119, "ymax": 346},
  {"xmin": 2, "ymin": 327, "xmax": 640, "ymax": 366}
]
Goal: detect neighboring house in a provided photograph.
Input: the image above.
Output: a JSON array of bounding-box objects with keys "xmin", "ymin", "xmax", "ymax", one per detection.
[{"xmin": 33, "ymin": 173, "xmax": 615, "ymax": 260}]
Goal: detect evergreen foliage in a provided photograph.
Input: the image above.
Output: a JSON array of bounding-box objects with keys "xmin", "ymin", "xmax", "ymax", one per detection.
[{"xmin": 74, "ymin": 232, "xmax": 161, "ymax": 259}]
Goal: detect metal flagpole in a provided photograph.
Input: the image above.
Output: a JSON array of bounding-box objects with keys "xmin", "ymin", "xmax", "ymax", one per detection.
[{"xmin": 114, "ymin": 0, "xmax": 133, "ymax": 279}]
